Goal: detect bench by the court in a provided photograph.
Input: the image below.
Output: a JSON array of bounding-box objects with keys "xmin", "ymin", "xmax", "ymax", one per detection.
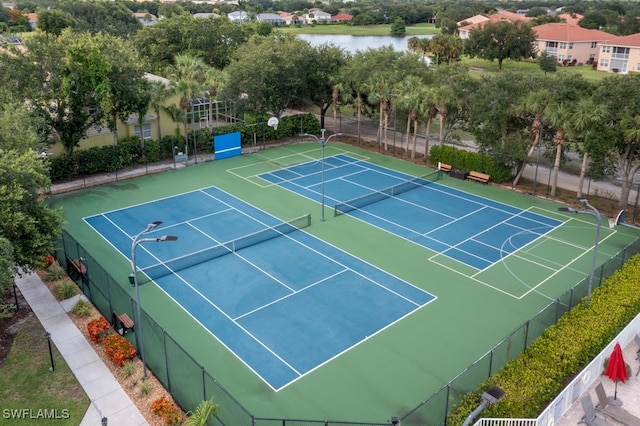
[
  {"xmin": 467, "ymin": 171, "xmax": 490, "ymax": 184},
  {"xmin": 438, "ymin": 163, "xmax": 452, "ymax": 173},
  {"xmin": 112, "ymin": 312, "xmax": 135, "ymax": 335},
  {"xmin": 66, "ymin": 256, "xmax": 88, "ymax": 284}
]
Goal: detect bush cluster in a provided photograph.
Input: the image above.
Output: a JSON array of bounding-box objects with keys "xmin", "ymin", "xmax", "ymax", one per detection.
[
  {"xmin": 47, "ymin": 113, "xmax": 320, "ymax": 183},
  {"xmin": 151, "ymin": 396, "xmax": 182, "ymax": 425},
  {"xmin": 87, "ymin": 316, "xmax": 111, "ymax": 343},
  {"xmin": 429, "ymin": 145, "xmax": 512, "ymax": 183},
  {"xmin": 447, "ymin": 254, "xmax": 640, "ymax": 423},
  {"xmin": 102, "ymin": 334, "xmax": 137, "ymax": 367}
]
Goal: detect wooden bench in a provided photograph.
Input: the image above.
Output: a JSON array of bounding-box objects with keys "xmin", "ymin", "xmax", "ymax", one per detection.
[
  {"xmin": 438, "ymin": 162, "xmax": 452, "ymax": 174},
  {"xmin": 467, "ymin": 171, "xmax": 490, "ymax": 184},
  {"xmin": 113, "ymin": 312, "xmax": 135, "ymax": 335},
  {"xmin": 66, "ymin": 256, "xmax": 88, "ymax": 283}
]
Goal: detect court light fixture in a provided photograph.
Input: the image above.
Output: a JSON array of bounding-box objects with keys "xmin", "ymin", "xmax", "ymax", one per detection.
[
  {"xmin": 558, "ymin": 199, "xmax": 601, "ymax": 308},
  {"xmin": 462, "ymin": 386, "xmax": 506, "ymax": 426},
  {"xmin": 301, "ymin": 129, "xmax": 343, "ymax": 222},
  {"xmin": 131, "ymin": 220, "xmax": 178, "ymax": 380}
]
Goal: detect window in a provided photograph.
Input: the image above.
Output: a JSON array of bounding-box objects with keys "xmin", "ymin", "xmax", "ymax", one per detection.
[
  {"xmin": 591, "ymin": 42, "xmax": 598, "ymax": 48},
  {"xmin": 134, "ymin": 123, "xmax": 151, "ymax": 140},
  {"xmin": 569, "ymin": 43, "xmax": 574, "ymax": 49},
  {"xmin": 602, "ymin": 46, "xmax": 611, "ymax": 53},
  {"xmin": 637, "ymin": 63, "xmax": 640, "ymax": 72},
  {"xmin": 559, "ymin": 42, "xmax": 567, "ymax": 49},
  {"xmin": 600, "ymin": 59, "xmax": 609, "ymax": 67}
]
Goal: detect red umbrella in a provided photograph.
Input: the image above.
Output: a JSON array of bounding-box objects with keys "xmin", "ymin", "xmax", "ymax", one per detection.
[{"xmin": 604, "ymin": 342, "xmax": 628, "ymax": 402}]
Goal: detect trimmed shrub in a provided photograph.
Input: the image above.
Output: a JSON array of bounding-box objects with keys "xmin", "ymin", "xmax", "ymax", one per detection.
[
  {"xmin": 429, "ymin": 145, "xmax": 511, "ymax": 183},
  {"xmin": 447, "ymin": 254, "xmax": 640, "ymax": 423}
]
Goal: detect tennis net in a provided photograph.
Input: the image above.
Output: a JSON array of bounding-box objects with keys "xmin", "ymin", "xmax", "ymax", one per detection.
[
  {"xmin": 334, "ymin": 171, "xmax": 440, "ymax": 216},
  {"xmin": 142, "ymin": 213, "xmax": 311, "ymax": 280}
]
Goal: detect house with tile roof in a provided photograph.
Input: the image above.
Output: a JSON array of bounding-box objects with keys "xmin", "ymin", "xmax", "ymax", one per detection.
[
  {"xmin": 533, "ymin": 23, "xmax": 616, "ymax": 66},
  {"xmin": 458, "ymin": 11, "xmax": 532, "ymax": 40},
  {"xmin": 597, "ymin": 33, "xmax": 640, "ymax": 74},
  {"xmin": 133, "ymin": 12, "xmax": 158, "ymax": 26},
  {"xmin": 557, "ymin": 12, "xmax": 583, "ymax": 26},
  {"xmin": 331, "ymin": 13, "xmax": 353, "ymax": 23}
]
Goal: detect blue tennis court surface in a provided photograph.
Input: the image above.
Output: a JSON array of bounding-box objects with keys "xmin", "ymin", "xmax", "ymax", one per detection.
[
  {"xmin": 84, "ymin": 186, "xmax": 435, "ymax": 390},
  {"xmin": 259, "ymin": 155, "xmax": 562, "ymax": 270}
]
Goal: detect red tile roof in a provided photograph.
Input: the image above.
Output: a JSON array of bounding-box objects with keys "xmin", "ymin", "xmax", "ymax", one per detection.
[
  {"xmin": 332, "ymin": 13, "xmax": 353, "ymax": 21},
  {"xmin": 458, "ymin": 11, "xmax": 532, "ymax": 32},
  {"xmin": 602, "ymin": 32, "xmax": 640, "ymax": 48},
  {"xmin": 558, "ymin": 12, "xmax": 583, "ymax": 26},
  {"xmin": 533, "ymin": 23, "xmax": 616, "ymax": 42}
]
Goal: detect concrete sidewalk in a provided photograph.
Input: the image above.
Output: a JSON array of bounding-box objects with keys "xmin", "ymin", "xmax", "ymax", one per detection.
[{"xmin": 14, "ymin": 271, "xmax": 147, "ymax": 426}]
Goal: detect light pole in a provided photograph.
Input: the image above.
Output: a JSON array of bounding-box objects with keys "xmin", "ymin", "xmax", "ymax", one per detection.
[
  {"xmin": 558, "ymin": 199, "xmax": 601, "ymax": 308},
  {"xmin": 190, "ymin": 99, "xmax": 198, "ymax": 164},
  {"xmin": 131, "ymin": 221, "xmax": 178, "ymax": 380},
  {"xmin": 302, "ymin": 129, "xmax": 343, "ymax": 222},
  {"xmin": 532, "ymin": 121, "xmax": 543, "ymax": 196}
]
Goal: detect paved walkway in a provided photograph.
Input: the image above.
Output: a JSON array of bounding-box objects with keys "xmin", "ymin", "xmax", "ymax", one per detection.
[{"xmin": 14, "ymin": 271, "xmax": 147, "ymax": 426}]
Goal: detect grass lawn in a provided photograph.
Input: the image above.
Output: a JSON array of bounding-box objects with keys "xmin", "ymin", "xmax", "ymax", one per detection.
[
  {"xmin": 0, "ymin": 315, "xmax": 89, "ymax": 425},
  {"xmin": 462, "ymin": 56, "xmax": 607, "ymax": 82},
  {"xmin": 276, "ymin": 22, "xmax": 438, "ymax": 36}
]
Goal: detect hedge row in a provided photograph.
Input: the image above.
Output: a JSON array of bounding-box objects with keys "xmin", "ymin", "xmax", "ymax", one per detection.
[
  {"xmin": 447, "ymin": 254, "xmax": 640, "ymax": 423},
  {"xmin": 429, "ymin": 145, "xmax": 512, "ymax": 183},
  {"xmin": 48, "ymin": 113, "xmax": 320, "ymax": 182}
]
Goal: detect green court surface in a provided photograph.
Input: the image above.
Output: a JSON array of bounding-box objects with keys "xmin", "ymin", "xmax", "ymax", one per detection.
[{"xmin": 48, "ymin": 142, "xmax": 640, "ymax": 423}]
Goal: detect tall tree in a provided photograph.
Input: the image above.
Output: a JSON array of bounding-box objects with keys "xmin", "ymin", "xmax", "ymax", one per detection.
[
  {"xmin": 465, "ymin": 21, "xmax": 537, "ymax": 70},
  {"xmin": 57, "ymin": 0, "xmax": 141, "ymax": 37},
  {"xmin": 2, "ymin": 30, "xmax": 148, "ymax": 155},
  {"xmin": 565, "ymin": 97, "xmax": 606, "ymax": 198},
  {"xmin": 595, "ymin": 74, "xmax": 640, "ymax": 207},
  {"xmin": 300, "ymin": 43, "xmax": 349, "ymax": 130},
  {"xmin": 134, "ymin": 13, "xmax": 251, "ymax": 74},
  {"xmin": 148, "ymin": 80, "xmax": 171, "ymax": 140},
  {"xmin": 223, "ymin": 34, "xmax": 312, "ymax": 119},
  {"xmin": 395, "ymin": 75, "xmax": 425, "ymax": 159},
  {"xmin": 365, "ymin": 72, "xmax": 393, "ymax": 150},
  {"xmin": 0, "ymin": 98, "xmax": 63, "ymax": 272},
  {"xmin": 166, "ymin": 54, "xmax": 209, "ymax": 147},
  {"xmin": 426, "ymin": 34, "xmax": 463, "ymax": 65}
]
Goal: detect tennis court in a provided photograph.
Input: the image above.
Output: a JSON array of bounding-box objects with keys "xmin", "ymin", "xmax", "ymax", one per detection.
[
  {"xmin": 51, "ymin": 142, "xmax": 640, "ymax": 423},
  {"xmin": 254, "ymin": 154, "xmax": 610, "ymax": 302},
  {"xmin": 85, "ymin": 186, "xmax": 435, "ymax": 390}
]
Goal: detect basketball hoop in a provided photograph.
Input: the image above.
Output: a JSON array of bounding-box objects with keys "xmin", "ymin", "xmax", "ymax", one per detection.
[{"xmin": 267, "ymin": 117, "xmax": 279, "ymax": 131}]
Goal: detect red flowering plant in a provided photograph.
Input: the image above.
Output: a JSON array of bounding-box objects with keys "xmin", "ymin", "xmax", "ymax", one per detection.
[
  {"xmin": 87, "ymin": 316, "xmax": 111, "ymax": 343},
  {"xmin": 102, "ymin": 334, "xmax": 137, "ymax": 367},
  {"xmin": 151, "ymin": 396, "xmax": 182, "ymax": 425}
]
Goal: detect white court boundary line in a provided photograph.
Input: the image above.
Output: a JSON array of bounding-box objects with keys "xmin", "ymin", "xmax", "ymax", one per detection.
[
  {"xmin": 428, "ymin": 207, "xmax": 618, "ymax": 300},
  {"xmin": 227, "ymin": 145, "xmax": 370, "ymax": 188}
]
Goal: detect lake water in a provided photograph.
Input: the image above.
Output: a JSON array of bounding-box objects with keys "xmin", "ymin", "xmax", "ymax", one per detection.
[{"xmin": 295, "ymin": 34, "xmax": 433, "ymax": 54}]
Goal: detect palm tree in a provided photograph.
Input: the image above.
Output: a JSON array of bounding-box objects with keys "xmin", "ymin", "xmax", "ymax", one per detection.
[
  {"xmin": 395, "ymin": 76, "xmax": 423, "ymax": 159},
  {"xmin": 166, "ymin": 54, "xmax": 209, "ymax": 147},
  {"xmin": 365, "ymin": 72, "xmax": 392, "ymax": 150},
  {"xmin": 566, "ymin": 98, "xmax": 605, "ymax": 198},
  {"xmin": 420, "ymin": 86, "xmax": 438, "ymax": 160},
  {"xmin": 512, "ymin": 89, "xmax": 550, "ymax": 186},
  {"xmin": 162, "ymin": 104, "xmax": 185, "ymax": 150},
  {"xmin": 433, "ymin": 85, "xmax": 456, "ymax": 147},
  {"xmin": 148, "ymin": 81, "xmax": 170, "ymax": 140},
  {"xmin": 544, "ymin": 102, "xmax": 573, "ymax": 198},
  {"xmin": 204, "ymin": 67, "xmax": 228, "ymax": 126}
]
